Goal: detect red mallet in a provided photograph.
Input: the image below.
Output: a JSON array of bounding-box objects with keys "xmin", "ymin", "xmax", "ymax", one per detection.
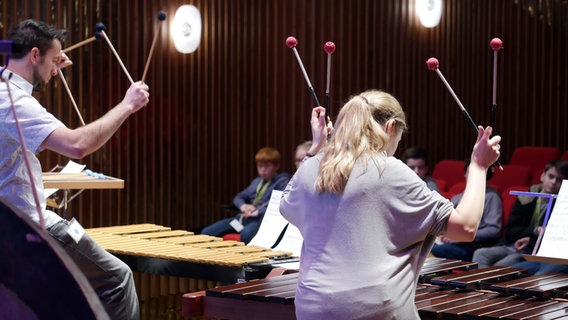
[
  {"xmin": 490, "ymin": 38, "xmax": 503, "ymax": 51},
  {"xmin": 323, "ymin": 41, "xmax": 335, "ymax": 119},
  {"xmin": 490, "ymin": 37, "xmax": 503, "ymax": 130},
  {"xmin": 426, "ymin": 57, "xmax": 503, "ymax": 170},
  {"xmin": 141, "ymin": 11, "xmax": 167, "ymax": 83},
  {"xmin": 426, "ymin": 57, "xmax": 439, "ymax": 70},
  {"xmin": 286, "ymin": 36, "xmax": 320, "ymax": 107},
  {"xmin": 426, "ymin": 57, "xmax": 475, "ymax": 128},
  {"xmin": 323, "ymin": 41, "xmax": 336, "ymax": 54},
  {"xmin": 285, "ymin": 36, "xmax": 297, "ymax": 48}
]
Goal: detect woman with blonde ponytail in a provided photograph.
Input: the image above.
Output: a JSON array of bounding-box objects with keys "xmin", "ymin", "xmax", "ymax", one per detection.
[{"xmin": 280, "ymin": 89, "xmax": 501, "ymax": 319}]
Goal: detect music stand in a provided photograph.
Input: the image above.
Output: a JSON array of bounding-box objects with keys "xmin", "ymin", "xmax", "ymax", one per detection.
[{"xmin": 511, "ymin": 183, "xmax": 568, "ymax": 265}]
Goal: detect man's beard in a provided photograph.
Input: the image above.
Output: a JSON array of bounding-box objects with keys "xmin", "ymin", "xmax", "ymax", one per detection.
[{"xmin": 32, "ymin": 67, "xmax": 47, "ymax": 92}]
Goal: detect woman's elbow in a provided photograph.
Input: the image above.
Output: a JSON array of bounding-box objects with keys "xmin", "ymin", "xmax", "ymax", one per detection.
[
  {"xmin": 461, "ymin": 229, "xmax": 477, "ymax": 242},
  {"xmin": 458, "ymin": 223, "xmax": 480, "ymax": 242},
  {"xmin": 446, "ymin": 220, "xmax": 478, "ymax": 242}
]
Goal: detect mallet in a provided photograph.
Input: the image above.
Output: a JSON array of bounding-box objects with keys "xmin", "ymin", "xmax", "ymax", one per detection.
[
  {"xmin": 141, "ymin": 11, "xmax": 167, "ymax": 83},
  {"xmin": 62, "ymin": 32, "xmax": 101, "ymax": 53},
  {"xmin": 490, "ymin": 37, "xmax": 503, "ymax": 131},
  {"xmin": 324, "ymin": 41, "xmax": 336, "ymax": 120},
  {"xmin": 96, "ymin": 22, "xmax": 134, "ymax": 84},
  {"xmin": 426, "ymin": 57, "xmax": 503, "ymax": 170},
  {"xmin": 286, "ymin": 36, "xmax": 320, "ymax": 107}
]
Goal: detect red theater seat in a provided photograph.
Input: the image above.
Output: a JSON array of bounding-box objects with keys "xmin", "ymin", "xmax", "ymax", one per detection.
[
  {"xmin": 501, "ymin": 185, "xmax": 529, "ymax": 227},
  {"xmin": 222, "ymin": 233, "xmax": 241, "ymax": 242},
  {"xmin": 444, "ymin": 181, "xmax": 466, "ymax": 200},
  {"xmin": 509, "ymin": 146, "xmax": 560, "ymax": 185},
  {"xmin": 433, "ymin": 179, "xmax": 448, "ymax": 193},
  {"xmin": 432, "ymin": 160, "xmax": 465, "ymax": 192},
  {"xmin": 488, "ymin": 164, "xmax": 531, "ymax": 194}
]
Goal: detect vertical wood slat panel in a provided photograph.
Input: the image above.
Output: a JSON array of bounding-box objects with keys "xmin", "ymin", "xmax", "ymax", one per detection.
[{"xmin": 1, "ymin": 0, "xmax": 567, "ymax": 232}]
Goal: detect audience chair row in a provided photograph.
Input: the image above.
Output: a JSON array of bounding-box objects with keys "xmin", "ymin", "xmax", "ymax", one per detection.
[
  {"xmin": 431, "ymin": 146, "xmax": 565, "ymax": 233},
  {"xmin": 433, "ymin": 146, "xmax": 566, "ymax": 197}
]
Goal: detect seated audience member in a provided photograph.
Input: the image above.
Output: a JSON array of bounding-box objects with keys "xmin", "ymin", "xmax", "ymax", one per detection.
[
  {"xmin": 431, "ymin": 158, "xmax": 502, "ymax": 261},
  {"xmin": 511, "ymin": 260, "xmax": 568, "ymax": 275},
  {"xmin": 472, "ymin": 160, "xmax": 568, "ymax": 268},
  {"xmin": 401, "ymin": 146, "xmax": 439, "ymax": 191},
  {"xmin": 201, "ymin": 147, "xmax": 290, "ymax": 244},
  {"xmin": 294, "ymin": 141, "xmax": 312, "ymax": 169}
]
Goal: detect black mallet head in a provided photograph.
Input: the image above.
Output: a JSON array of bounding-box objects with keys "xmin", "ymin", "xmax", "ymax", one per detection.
[{"xmin": 95, "ymin": 22, "xmax": 106, "ymax": 32}]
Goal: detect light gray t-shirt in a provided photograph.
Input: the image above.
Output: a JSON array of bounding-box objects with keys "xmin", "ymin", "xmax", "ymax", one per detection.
[
  {"xmin": 280, "ymin": 152, "xmax": 453, "ymax": 319},
  {"xmin": 0, "ymin": 69, "xmax": 65, "ymax": 227}
]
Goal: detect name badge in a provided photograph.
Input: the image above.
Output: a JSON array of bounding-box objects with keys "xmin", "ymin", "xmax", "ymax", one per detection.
[
  {"xmin": 67, "ymin": 219, "xmax": 85, "ymax": 243},
  {"xmin": 229, "ymin": 219, "xmax": 244, "ymax": 232}
]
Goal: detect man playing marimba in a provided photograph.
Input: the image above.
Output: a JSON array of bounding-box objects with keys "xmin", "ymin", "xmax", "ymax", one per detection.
[{"xmin": 0, "ymin": 19, "xmax": 149, "ymax": 319}]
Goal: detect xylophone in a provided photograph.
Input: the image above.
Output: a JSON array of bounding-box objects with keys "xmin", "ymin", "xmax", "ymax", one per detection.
[
  {"xmin": 182, "ymin": 258, "xmax": 568, "ymax": 320},
  {"xmin": 85, "ymin": 223, "xmax": 293, "ymax": 314}
]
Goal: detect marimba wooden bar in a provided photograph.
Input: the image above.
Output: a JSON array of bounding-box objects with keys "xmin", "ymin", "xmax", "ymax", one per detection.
[{"xmin": 182, "ymin": 259, "xmax": 568, "ymax": 320}]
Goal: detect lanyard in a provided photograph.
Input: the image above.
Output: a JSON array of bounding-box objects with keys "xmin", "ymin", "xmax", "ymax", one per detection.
[
  {"xmin": 531, "ymin": 197, "xmax": 544, "ymax": 228},
  {"xmin": 253, "ymin": 179, "xmax": 271, "ymax": 205}
]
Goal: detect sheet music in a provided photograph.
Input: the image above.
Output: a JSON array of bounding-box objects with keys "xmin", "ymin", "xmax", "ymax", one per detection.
[
  {"xmin": 247, "ymin": 190, "xmax": 289, "ymax": 248},
  {"xmin": 536, "ymin": 180, "xmax": 568, "ymax": 259},
  {"xmin": 273, "ymin": 221, "xmax": 303, "ymax": 257},
  {"xmin": 44, "ymin": 160, "xmax": 86, "ymax": 197},
  {"xmin": 273, "ymin": 260, "xmax": 301, "ymax": 270}
]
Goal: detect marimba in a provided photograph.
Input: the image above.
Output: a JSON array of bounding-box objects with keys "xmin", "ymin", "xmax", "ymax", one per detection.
[
  {"xmin": 85, "ymin": 224, "xmax": 294, "ymax": 302},
  {"xmin": 182, "ymin": 258, "xmax": 568, "ymax": 320}
]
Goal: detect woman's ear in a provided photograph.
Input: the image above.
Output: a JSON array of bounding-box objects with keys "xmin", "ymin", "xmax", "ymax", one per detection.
[{"xmin": 385, "ymin": 119, "xmax": 397, "ymax": 135}]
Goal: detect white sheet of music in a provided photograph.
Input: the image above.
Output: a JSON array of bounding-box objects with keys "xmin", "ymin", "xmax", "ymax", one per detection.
[
  {"xmin": 536, "ymin": 180, "xmax": 568, "ymax": 259},
  {"xmin": 272, "ymin": 221, "xmax": 303, "ymax": 258},
  {"xmin": 247, "ymin": 190, "xmax": 289, "ymax": 248},
  {"xmin": 44, "ymin": 160, "xmax": 86, "ymax": 197}
]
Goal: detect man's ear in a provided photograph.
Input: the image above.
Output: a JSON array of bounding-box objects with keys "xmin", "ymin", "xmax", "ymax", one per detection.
[{"xmin": 29, "ymin": 47, "xmax": 40, "ymax": 64}]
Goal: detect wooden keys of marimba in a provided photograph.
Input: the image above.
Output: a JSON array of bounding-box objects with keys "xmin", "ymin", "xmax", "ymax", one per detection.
[
  {"xmin": 87, "ymin": 224, "xmax": 293, "ymax": 281},
  {"xmin": 182, "ymin": 258, "xmax": 568, "ymax": 320}
]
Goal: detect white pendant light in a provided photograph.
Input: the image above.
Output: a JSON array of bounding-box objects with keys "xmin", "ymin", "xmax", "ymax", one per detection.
[
  {"xmin": 416, "ymin": 0, "xmax": 442, "ymax": 28},
  {"xmin": 171, "ymin": 4, "xmax": 202, "ymax": 54}
]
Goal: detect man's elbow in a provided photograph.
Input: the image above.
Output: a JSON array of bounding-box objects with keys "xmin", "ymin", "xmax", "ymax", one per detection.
[{"xmin": 63, "ymin": 144, "xmax": 90, "ymax": 160}]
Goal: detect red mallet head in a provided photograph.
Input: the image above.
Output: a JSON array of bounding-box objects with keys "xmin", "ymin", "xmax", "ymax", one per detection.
[
  {"xmin": 157, "ymin": 11, "xmax": 167, "ymax": 21},
  {"xmin": 490, "ymin": 37, "xmax": 503, "ymax": 51},
  {"xmin": 286, "ymin": 36, "xmax": 298, "ymax": 48},
  {"xmin": 324, "ymin": 41, "xmax": 336, "ymax": 54},
  {"xmin": 426, "ymin": 57, "xmax": 439, "ymax": 70}
]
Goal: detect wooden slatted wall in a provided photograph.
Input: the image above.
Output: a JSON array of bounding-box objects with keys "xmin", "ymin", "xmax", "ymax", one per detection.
[{"xmin": 1, "ymin": 0, "xmax": 567, "ymax": 230}]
